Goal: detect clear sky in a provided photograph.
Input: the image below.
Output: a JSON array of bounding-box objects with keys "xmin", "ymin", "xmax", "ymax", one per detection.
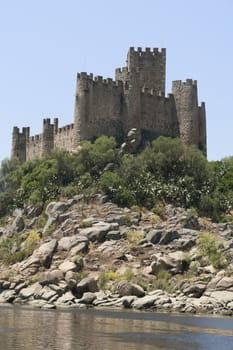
[{"xmin": 0, "ymin": 0, "xmax": 232, "ymax": 162}]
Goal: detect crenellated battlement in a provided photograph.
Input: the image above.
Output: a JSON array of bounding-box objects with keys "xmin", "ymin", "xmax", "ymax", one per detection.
[
  {"xmin": 29, "ymin": 134, "xmax": 41, "ymax": 142},
  {"xmin": 128, "ymin": 46, "xmax": 166, "ymax": 57},
  {"xmin": 115, "ymin": 67, "xmax": 141, "ymax": 74},
  {"xmin": 172, "ymin": 79, "xmax": 197, "ymax": 88},
  {"xmin": 11, "ymin": 47, "xmax": 207, "ymax": 161},
  {"xmin": 57, "ymin": 123, "xmax": 74, "ymax": 133}
]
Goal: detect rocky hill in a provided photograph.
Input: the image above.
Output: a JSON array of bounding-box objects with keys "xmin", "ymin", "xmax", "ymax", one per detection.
[{"xmin": 0, "ymin": 194, "xmax": 233, "ymax": 315}]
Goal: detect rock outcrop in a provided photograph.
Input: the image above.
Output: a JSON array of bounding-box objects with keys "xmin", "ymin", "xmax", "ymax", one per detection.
[{"xmin": 0, "ymin": 196, "xmax": 233, "ymax": 315}]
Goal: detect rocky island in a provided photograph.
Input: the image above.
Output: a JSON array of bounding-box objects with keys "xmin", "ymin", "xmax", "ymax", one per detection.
[{"xmin": 1, "ymin": 193, "xmax": 233, "ymax": 316}]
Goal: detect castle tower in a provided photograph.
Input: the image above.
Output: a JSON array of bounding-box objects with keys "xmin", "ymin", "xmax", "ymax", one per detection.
[
  {"xmin": 199, "ymin": 102, "xmax": 207, "ymax": 155},
  {"xmin": 11, "ymin": 126, "xmax": 29, "ymax": 162},
  {"xmin": 127, "ymin": 47, "xmax": 166, "ymax": 94},
  {"xmin": 172, "ymin": 79, "xmax": 200, "ymax": 147},
  {"xmin": 41, "ymin": 118, "xmax": 54, "ymax": 156},
  {"xmin": 116, "ymin": 47, "xmax": 166, "ymax": 94},
  {"xmin": 115, "ymin": 47, "xmax": 166, "ymax": 136},
  {"xmin": 73, "ymin": 73, "xmax": 93, "ymax": 148}
]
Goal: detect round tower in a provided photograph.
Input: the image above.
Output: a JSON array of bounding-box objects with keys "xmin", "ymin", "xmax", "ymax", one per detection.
[
  {"xmin": 172, "ymin": 79, "xmax": 200, "ymax": 147},
  {"xmin": 11, "ymin": 126, "xmax": 29, "ymax": 162},
  {"xmin": 73, "ymin": 72, "xmax": 93, "ymax": 149},
  {"xmin": 41, "ymin": 119, "xmax": 54, "ymax": 156}
]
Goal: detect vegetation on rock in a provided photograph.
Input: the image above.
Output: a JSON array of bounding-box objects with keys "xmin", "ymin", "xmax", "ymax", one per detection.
[{"xmin": 1, "ymin": 135, "xmax": 233, "ymax": 222}]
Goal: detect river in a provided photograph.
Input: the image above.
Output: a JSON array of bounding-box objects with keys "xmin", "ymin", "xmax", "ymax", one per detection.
[{"xmin": 0, "ymin": 306, "xmax": 233, "ymax": 349}]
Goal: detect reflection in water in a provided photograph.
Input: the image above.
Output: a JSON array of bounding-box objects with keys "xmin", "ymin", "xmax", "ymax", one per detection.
[{"xmin": 0, "ymin": 306, "xmax": 233, "ymax": 350}]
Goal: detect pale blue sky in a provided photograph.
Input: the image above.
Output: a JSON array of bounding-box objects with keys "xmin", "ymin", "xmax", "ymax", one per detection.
[{"xmin": 0, "ymin": 0, "xmax": 232, "ymax": 162}]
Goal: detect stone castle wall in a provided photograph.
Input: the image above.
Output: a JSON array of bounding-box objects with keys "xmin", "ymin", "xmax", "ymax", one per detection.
[{"xmin": 11, "ymin": 47, "xmax": 207, "ymax": 161}]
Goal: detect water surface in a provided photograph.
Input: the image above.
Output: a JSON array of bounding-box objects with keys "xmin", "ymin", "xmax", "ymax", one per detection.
[{"xmin": 0, "ymin": 306, "xmax": 233, "ymax": 349}]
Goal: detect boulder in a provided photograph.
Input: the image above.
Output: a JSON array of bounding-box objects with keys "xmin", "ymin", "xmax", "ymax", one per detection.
[
  {"xmin": 132, "ymin": 295, "xmax": 157, "ymax": 309},
  {"xmin": 182, "ymin": 216, "xmax": 201, "ymax": 230},
  {"xmin": 146, "ymin": 230, "xmax": 162, "ymax": 244},
  {"xmin": 216, "ymin": 277, "xmax": 233, "ymax": 290},
  {"xmin": 59, "ymin": 260, "xmax": 81, "ymax": 273},
  {"xmin": 79, "ymin": 223, "xmax": 112, "ymax": 242},
  {"xmin": 40, "ymin": 286, "xmax": 58, "ymax": 301},
  {"xmin": 39, "ymin": 270, "xmax": 64, "ymax": 286},
  {"xmin": 58, "ymin": 235, "xmax": 88, "ymax": 251},
  {"xmin": 6, "ymin": 214, "xmax": 24, "ymax": 236},
  {"xmin": 25, "ymin": 205, "xmax": 43, "ymax": 219},
  {"xmin": 36, "ymin": 239, "xmax": 58, "ymax": 268},
  {"xmin": 117, "ymin": 280, "xmax": 145, "ymax": 297},
  {"xmin": 0, "ymin": 289, "xmax": 16, "ymax": 303},
  {"xmin": 151, "ymin": 256, "xmax": 176, "ymax": 274},
  {"xmin": 78, "ymin": 292, "xmax": 96, "ymax": 304},
  {"xmin": 70, "ymin": 242, "xmax": 89, "ymax": 256},
  {"xmin": 122, "ymin": 295, "xmax": 138, "ymax": 308},
  {"xmin": 19, "ymin": 282, "xmax": 43, "ymax": 299},
  {"xmin": 210, "ymin": 291, "xmax": 233, "ymax": 304},
  {"xmin": 182, "ymin": 283, "xmax": 206, "ymax": 298},
  {"xmin": 21, "ymin": 239, "xmax": 58, "ymax": 272},
  {"xmin": 76, "ymin": 277, "xmax": 99, "ymax": 295},
  {"xmin": 45, "ymin": 201, "xmax": 68, "ymax": 219},
  {"xmin": 159, "ymin": 230, "xmax": 180, "ymax": 245},
  {"xmin": 56, "ymin": 291, "xmax": 75, "ymax": 304},
  {"xmin": 106, "ymin": 231, "xmax": 121, "ymax": 240}
]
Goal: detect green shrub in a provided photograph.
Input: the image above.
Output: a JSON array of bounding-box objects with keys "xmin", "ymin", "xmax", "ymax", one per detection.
[
  {"xmin": 79, "ymin": 221, "xmax": 93, "ymax": 228},
  {"xmin": 196, "ymin": 232, "xmax": 226, "ymax": 269},
  {"xmin": 98, "ymin": 270, "xmax": 121, "ymax": 290},
  {"xmin": 24, "ymin": 230, "xmax": 40, "ymax": 253},
  {"xmin": 126, "ymin": 230, "xmax": 145, "ymax": 245},
  {"xmin": 152, "ymin": 270, "xmax": 175, "ymax": 293}
]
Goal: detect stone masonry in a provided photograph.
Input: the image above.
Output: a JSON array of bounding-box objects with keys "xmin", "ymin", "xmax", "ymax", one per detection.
[{"xmin": 11, "ymin": 47, "xmax": 206, "ymax": 162}]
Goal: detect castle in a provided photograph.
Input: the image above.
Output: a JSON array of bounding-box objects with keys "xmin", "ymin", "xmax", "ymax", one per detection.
[{"xmin": 11, "ymin": 47, "xmax": 206, "ymax": 162}]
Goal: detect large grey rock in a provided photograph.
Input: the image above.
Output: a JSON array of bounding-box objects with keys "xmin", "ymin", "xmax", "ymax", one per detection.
[
  {"xmin": 146, "ymin": 230, "xmax": 163, "ymax": 244},
  {"xmin": 25, "ymin": 205, "xmax": 43, "ymax": 219},
  {"xmin": 106, "ymin": 231, "xmax": 121, "ymax": 240},
  {"xmin": 36, "ymin": 239, "xmax": 58, "ymax": 268},
  {"xmin": 78, "ymin": 292, "xmax": 96, "ymax": 304},
  {"xmin": 76, "ymin": 277, "xmax": 99, "ymax": 295},
  {"xmin": 210, "ymin": 291, "xmax": 233, "ymax": 304},
  {"xmin": 216, "ymin": 277, "xmax": 233, "ymax": 290},
  {"xmin": 43, "ymin": 202, "xmax": 68, "ymax": 234},
  {"xmin": 79, "ymin": 222, "xmax": 112, "ymax": 242},
  {"xmin": 132, "ymin": 295, "xmax": 157, "ymax": 309},
  {"xmin": 205, "ymin": 275, "xmax": 223, "ymax": 292},
  {"xmin": 182, "ymin": 283, "xmax": 206, "ymax": 298},
  {"xmin": 45, "ymin": 201, "xmax": 68, "ymax": 219},
  {"xmin": 151, "ymin": 256, "xmax": 176, "ymax": 274},
  {"xmin": 39, "ymin": 269, "xmax": 64, "ymax": 286},
  {"xmin": 182, "ymin": 215, "xmax": 201, "ymax": 230},
  {"xmin": 6, "ymin": 213, "xmax": 25, "ymax": 236},
  {"xmin": 40, "ymin": 286, "xmax": 58, "ymax": 301},
  {"xmin": 0, "ymin": 289, "xmax": 16, "ymax": 303},
  {"xmin": 159, "ymin": 230, "xmax": 180, "ymax": 245},
  {"xmin": 59, "ymin": 260, "xmax": 80, "ymax": 273},
  {"xmin": 117, "ymin": 280, "xmax": 145, "ymax": 297},
  {"xmin": 56, "ymin": 291, "xmax": 75, "ymax": 304},
  {"xmin": 122, "ymin": 295, "xmax": 138, "ymax": 308},
  {"xmin": 58, "ymin": 235, "xmax": 88, "ymax": 251},
  {"xmin": 19, "ymin": 282, "xmax": 43, "ymax": 299},
  {"xmin": 70, "ymin": 242, "xmax": 89, "ymax": 256},
  {"xmin": 21, "ymin": 239, "xmax": 58, "ymax": 272}
]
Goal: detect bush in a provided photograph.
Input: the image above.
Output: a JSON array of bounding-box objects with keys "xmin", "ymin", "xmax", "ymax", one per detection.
[
  {"xmin": 152, "ymin": 270, "xmax": 175, "ymax": 293},
  {"xmin": 126, "ymin": 230, "xmax": 145, "ymax": 245},
  {"xmin": 196, "ymin": 232, "xmax": 226, "ymax": 269},
  {"xmin": 98, "ymin": 270, "xmax": 121, "ymax": 290}
]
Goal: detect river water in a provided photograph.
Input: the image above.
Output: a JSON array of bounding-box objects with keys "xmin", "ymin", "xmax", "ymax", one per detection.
[{"xmin": 0, "ymin": 306, "xmax": 233, "ymax": 350}]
